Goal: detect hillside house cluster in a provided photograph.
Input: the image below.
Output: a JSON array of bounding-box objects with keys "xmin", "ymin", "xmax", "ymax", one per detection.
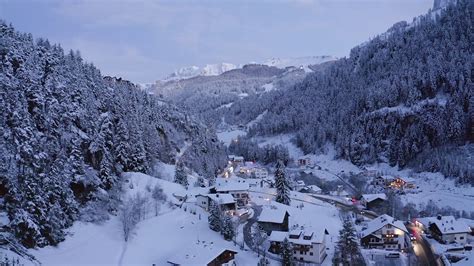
[
  {"xmin": 360, "ymin": 214, "xmax": 409, "ymax": 251},
  {"xmin": 371, "ymin": 175, "xmax": 417, "ymax": 192},
  {"xmin": 268, "ymin": 229, "xmax": 327, "ymax": 264},
  {"xmin": 415, "ymin": 215, "xmax": 470, "ymax": 245},
  {"xmin": 237, "ymin": 162, "xmax": 268, "ymax": 179}
]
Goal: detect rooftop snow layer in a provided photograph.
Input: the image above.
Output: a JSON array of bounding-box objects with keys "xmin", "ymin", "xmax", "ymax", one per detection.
[
  {"xmin": 361, "ymin": 193, "xmax": 387, "ymax": 202},
  {"xmin": 207, "ymin": 193, "xmax": 236, "ymax": 205},
  {"xmin": 362, "ymin": 214, "xmax": 407, "ymax": 238},
  {"xmin": 258, "ymin": 208, "xmax": 289, "ymax": 224}
]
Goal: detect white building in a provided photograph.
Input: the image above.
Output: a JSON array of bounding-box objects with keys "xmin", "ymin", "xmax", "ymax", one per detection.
[
  {"xmin": 361, "ymin": 214, "xmax": 409, "ymax": 251},
  {"xmin": 214, "ymin": 178, "xmax": 250, "ymax": 206},
  {"xmin": 195, "ymin": 193, "xmax": 236, "ymax": 213},
  {"xmin": 297, "ymin": 156, "xmax": 312, "ymax": 167},
  {"xmin": 416, "ymin": 215, "xmax": 470, "ymax": 245},
  {"xmin": 269, "ymin": 230, "xmax": 327, "ymax": 264}
]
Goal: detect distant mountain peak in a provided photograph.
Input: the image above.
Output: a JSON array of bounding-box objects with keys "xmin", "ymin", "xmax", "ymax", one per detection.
[{"xmin": 161, "ymin": 63, "xmax": 238, "ymax": 81}]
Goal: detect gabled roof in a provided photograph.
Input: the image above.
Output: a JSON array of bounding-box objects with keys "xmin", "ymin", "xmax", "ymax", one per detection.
[
  {"xmin": 361, "ymin": 214, "xmax": 408, "ymax": 238},
  {"xmin": 268, "ymin": 231, "xmax": 288, "ymax": 242},
  {"xmin": 361, "ymin": 193, "xmax": 387, "ymax": 203},
  {"xmin": 167, "ymin": 244, "xmax": 238, "ymax": 265},
  {"xmin": 207, "ymin": 194, "xmax": 236, "ymax": 205},
  {"xmin": 419, "ymin": 216, "xmax": 470, "ymax": 235},
  {"xmin": 268, "ymin": 230, "xmax": 325, "ymax": 245},
  {"xmin": 258, "ymin": 208, "xmax": 289, "ymax": 224}
]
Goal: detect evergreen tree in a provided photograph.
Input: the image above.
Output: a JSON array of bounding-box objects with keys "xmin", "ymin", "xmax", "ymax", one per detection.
[
  {"xmin": 222, "ymin": 215, "xmax": 235, "ymax": 241},
  {"xmin": 174, "ymin": 160, "xmax": 188, "ymax": 188},
  {"xmin": 334, "ymin": 217, "xmax": 362, "ymax": 266},
  {"xmin": 208, "ymin": 200, "xmax": 222, "ymax": 232},
  {"xmin": 275, "ymin": 160, "xmax": 291, "ymax": 205},
  {"xmin": 281, "ymin": 237, "xmax": 293, "ymax": 266}
]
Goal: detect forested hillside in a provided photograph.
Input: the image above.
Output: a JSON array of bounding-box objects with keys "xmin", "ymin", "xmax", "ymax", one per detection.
[
  {"xmin": 246, "ymin": 0, "xmax": 473, "ymax": 182},
  {"xmin": 0, "ymin": 21, "xmax": 226, "ymax": 248}
]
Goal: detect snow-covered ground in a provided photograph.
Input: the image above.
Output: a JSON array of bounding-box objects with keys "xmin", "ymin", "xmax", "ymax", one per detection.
[
  {"xmin": 216, "ymin": 129, "xmax": 247, "ymax": 146},
  {"xmin": 31, "ymin": 172, "xmax": 259, "ymax": 265},
  {"xmin": 365, "ymin": 163, "xmax": 474, "ymax": 213},
  {"xmin": 254, "ymin": 134, "xmax": 303, "ymax": 160}
]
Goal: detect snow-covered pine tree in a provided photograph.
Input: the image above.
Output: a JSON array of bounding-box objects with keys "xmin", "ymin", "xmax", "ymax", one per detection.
[
  {"xmin": 274, "ymin": 160, "xmax": 291, "ymax": 205},
  {"xmin": 174, "ymin": 160, "xmax": 188, "ymax": 188},
  {"xmin": 222, "ymin": 215, "xmax": 235, "ymax": 241},
  {"xmin": 208, "ymin": 200, "xmax": 222, "ymax": 232},
  {"xmin": 334, "ymin": 217, "xmax": 362, "ymax": 265},
  {"xmin": 281, "ymin": 237, "xmax": 293, "ymax": 266}
]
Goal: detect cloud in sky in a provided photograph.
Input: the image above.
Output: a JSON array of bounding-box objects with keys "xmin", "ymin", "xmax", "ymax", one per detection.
[{"xmin": 0, "ymin": 0, "xmax": 432, "ymax": 83}]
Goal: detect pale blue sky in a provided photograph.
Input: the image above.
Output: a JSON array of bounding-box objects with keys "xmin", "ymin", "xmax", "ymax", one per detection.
[{"xmin": 0, "ymin": 0, "xmax": 433, "ymax": 83}]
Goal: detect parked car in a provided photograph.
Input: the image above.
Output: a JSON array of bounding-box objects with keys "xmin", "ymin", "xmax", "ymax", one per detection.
[
  {"xmin": 410, "ymin": 233, "xmax": 417, "ymax": 242},
  {"xmin": 385, "ymin": 253, "xmax": 400, "ymax": 259}
]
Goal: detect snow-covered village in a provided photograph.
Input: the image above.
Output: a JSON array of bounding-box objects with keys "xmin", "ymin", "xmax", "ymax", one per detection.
[{"xmin": 0, "ymin": 0, "xmax": 473, "ymax": 265}]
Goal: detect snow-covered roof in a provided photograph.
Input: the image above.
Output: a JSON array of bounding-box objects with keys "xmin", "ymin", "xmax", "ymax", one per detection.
[
  {"xmin": 268, "ymin": 231, "xmax": 288, "ymax": 242},
  {"xmin": 207, "ymin": 194, "xmax": 236, "ymax": 205},
  {"xmin": 306, "ymin": 185, "xmax": 322, "ymax": 192},
  {"xmin": 258, "ymin": 208, "xmax": 289, "ymax": 224},
  {"xmin": 296, "ymin": 180, "xmax": 305, "ymax": 186},
  {"xmin": 458, "ymin": 218, "xmax": 474, "ymax": 229},
  {"xmin": 167, "ymin": 244, "xmax": 238, "ymax": 265},
  {"xmin": 362, "ymin": 214, "xmax": 408, "ymax": 238},
  {"xmin": 418, "ymin": 216, "xmax": 470, "ymax": 235},
  {"xmin": 215, "ymin": 182, "xmax": 249, "ymax": 192},
  {"xmin": 234, "ymin": 156, "xmax": 244, "ymax": 160},
  {"xmin": 361, "ymin": 193, "xmax": 387, "ymax": 202},
  {"xmin": 268, "ymin": 230, "xmax": 324, "ymax": 245}
]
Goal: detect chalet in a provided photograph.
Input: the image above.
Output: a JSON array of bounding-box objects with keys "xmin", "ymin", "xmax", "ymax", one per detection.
[
  {"xmin": 167, "ymin": 245, "xmax": 238, "ymax": 266},
  {"xmin": 269, "ymin": 230, "xmax": 327, "ymax": 264},
  {"xmin": 360, "ymin": 193, "xmax": 387, "ymax": 210},
  {"xmin": 299, "ymin": 185, "xmax": 322, "ymax": 194},
  {"xmin": 213, "ymin": 178, "xmax": 250, "ymax": 206},
  {"xmin": 233, "ymin": 156, "xmax": 244, "ymax": 164},
  {"xmin": 372, "ymin": 176, "xmax": 393, "ymax": 187},
  {"xmin": 389, "ymin": 177, "xmax": 417, "ymax": 190},
  {"xmin": 253, "ymin": 167, "xmax": 268, "ymax": 179},
  {"xmin": 298, "ymin": 156, "xmax": 312, "ymax": 167},
  {"xmin": 360, "ymin": 214, "xmax": 409, "ymax": 251},
  {"xmin": 293, "ymin": 180, "xmax": 306, "ymax": 191},
  {"xmin": 416, "ymin": 215, "xmax": 470, "ymax": 245},
  {"xmin": 195, "ymin": 194, "xmax": 236, "ymax": 213},
  {"xmin": 172, "ymin": 192, "xmax": 187, "ymax": 203},
  {"xmin": 257, "ymin": 208, "xmax": 290, "ymax": 235}
]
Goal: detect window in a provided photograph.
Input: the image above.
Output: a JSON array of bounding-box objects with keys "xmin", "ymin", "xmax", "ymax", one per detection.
[
  {"xmin": 294, "ymin": 251, "xmax": 297, "ymax": 254},
  {"xmin": 300, "ymin": 258, "xmax": 303, "ymax": 261},
  {"xmin": 294, "ymin": 257, "xmax": 297, "ymax": 260},
  {"xmin": 310, "ymin": 252, "xmax": 313, "ymax": 256},
  {"xmin": 460, "ymin": 236, "xmax": 465, "ymax": 240},
  {"xmin": 300, "ymin": 251, "xmax": 303, "ymax": 255}
]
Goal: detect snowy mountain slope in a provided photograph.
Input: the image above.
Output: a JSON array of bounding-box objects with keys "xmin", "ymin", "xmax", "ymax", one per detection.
[
  {"xmin": 0, "ymin": 21, "xmax": 227, "ymax": 252},
  {"xmin": 161, "ymin": 63, "xmax": 239, "ymax": 81},
  {"xmin": 159, "ymin": 56, "xmax": 336, "ymax": 82},
  {"xmin": 263, "ymin": 55, "xmax": 337, "ymax": 72}
]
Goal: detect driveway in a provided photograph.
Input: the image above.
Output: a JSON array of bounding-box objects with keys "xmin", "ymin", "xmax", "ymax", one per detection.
[{"xmin": 243, "ymin": 203, "xmax": 262, "ymax": 251}]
